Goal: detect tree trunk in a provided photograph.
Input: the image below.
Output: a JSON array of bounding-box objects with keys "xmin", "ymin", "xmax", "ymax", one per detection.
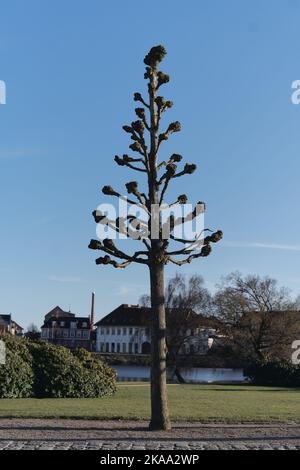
[
  {"xmin": 149, "ymin": 262, "xmax": 171, "ymax": 430},
  {"xmin": 174, "ymin": 367, "xmax": 186, "ymax": 384}
]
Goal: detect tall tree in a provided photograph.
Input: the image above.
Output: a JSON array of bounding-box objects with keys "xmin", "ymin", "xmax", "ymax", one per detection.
[
  {"xmin": 89, "ymin": 46, "xmax": 222, "ymax": 430},
  {"xmin": 140, "ymin": 273, "xmax": 216, "ymax": 381},
  {"xmin": 213, "ymin": 272, "xmax": 298, "ymax": 362},
  {"xmin": 214, "ymin": 272, "xmax": 296, "ymax": 324}
]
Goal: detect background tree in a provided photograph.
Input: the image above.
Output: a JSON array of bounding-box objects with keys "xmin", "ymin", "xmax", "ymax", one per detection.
[
  {"xmin": 213, "ymin": 272, "xmax": 298, "ymax": 362},
  {"xmin": 89, "ymin": 46, "xmax": 222, "ymax": 430},
  {"xmin": 25, "ymin": 323, "xmax": 41, "ymax": 341},
  {"xmin": 140, "ymin": 273, "xmax": 212, "ymax": 313},
  {"xmin": 140, "ymin": 273, "xmax": 216, "ymax": 380},
  {"xmin": 295, "ymin": 295, "xmax": 300, "ymax": 310}
]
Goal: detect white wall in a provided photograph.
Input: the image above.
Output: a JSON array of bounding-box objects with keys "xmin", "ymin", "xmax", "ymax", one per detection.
[{"xmin": 96, "ymin": 326, "xmax": 150, "ymax": 353}]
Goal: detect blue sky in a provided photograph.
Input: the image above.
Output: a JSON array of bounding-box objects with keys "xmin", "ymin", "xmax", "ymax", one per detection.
[{"xmin": 1, "ymin": 0, "xmax": 300, "ymax": 328}]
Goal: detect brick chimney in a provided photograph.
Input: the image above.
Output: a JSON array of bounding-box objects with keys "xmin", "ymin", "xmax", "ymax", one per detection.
[{"xmin": 90, "ymin": 292, "xmax": 95, "ymax": 329}]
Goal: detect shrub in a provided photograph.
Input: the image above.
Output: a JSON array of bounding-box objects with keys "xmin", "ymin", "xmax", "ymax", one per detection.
[
  {"xmin": 245, "ymin": 360, "xmax": 300, "ymax": 387},
  {"xmin": 28, "ymin": 342, "xmax": 116, "ymax": 398},
  {"xmin": 0, "ymin": 337, "xmax": 116, "ymax": 398},
  {"xmin": 0, "ymin": 336, "xmax": 34, "ymax": 398},
  {"xmin": 72, "ymin": 348, "xmax": 116, "ymax": 397}
]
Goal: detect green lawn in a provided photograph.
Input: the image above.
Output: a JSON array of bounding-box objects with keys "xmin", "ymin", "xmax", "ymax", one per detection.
[{"xmin": 0, "ymin": 384, "xmax": 299, "ymax": 423}]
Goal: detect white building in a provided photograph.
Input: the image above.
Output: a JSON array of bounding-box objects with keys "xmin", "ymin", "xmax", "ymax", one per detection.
[
  {"xmin": 95, "ymin": 305, "xmax": 151, "ymax": 354},
  {"xmin": 95, "ymin": 304, "xmax": 220, "ymax": 355}
]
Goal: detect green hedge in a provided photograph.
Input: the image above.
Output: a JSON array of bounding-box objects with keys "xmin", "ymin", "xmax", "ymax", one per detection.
[
  {"xmin": 0, "ymin": 336, "xmax": 116, "ymax": 398},
  {"xmin": 245, "ymin": 360, "xmax": 300, "ymax": 387},
  {"xmin": 0, "ymin": 336, "xmax": 34, "ymax": 398}
]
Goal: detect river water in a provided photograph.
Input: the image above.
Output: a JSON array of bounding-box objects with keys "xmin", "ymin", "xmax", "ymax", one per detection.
[{"xmin": 114, "ymin": 365, "xmax": 246, "ymax": 383}]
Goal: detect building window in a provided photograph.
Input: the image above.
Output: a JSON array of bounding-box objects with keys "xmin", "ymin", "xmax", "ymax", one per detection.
[
  {"xmin": 76, "ymin": 331, "xmax": 81, "ymax": 338},
  {"xmin": 128, "ymin": 343, "xmax": 133, "ymax": 354},
  {"xmin": 123, "ymin": 327, "xmax": 127, "ymax": 335},
  {"xmin": 117, "ymin": 343, "xmax": 121, "ymax": 353},
  {"xmin": 123, "ymin": 343, "xmax": 127, "ymax": 353},
  {"xmin": 129, "ymin": 328, "xmax": 133, "ymax": 335},
  {"xmin": 135, "ymin": 328, "xmax": 139, "ymax": 335},
  {"xmin": 60, "ymin": 321, "xmax": 65, "ymax": 327},
  {"xmin": 101, "ymin": 328, "xmax": 105, "ymax": 335},
  {"xmin": 83, "ymin": 331, "xmax": 89, "ymax": 339},
  {"xmin": 112, "ymin": 328, "xmax": 115, "ymax": 335},
  {"xmin": 106, "ymin": 343, "xmax": 109, "ymax": 353},
  {"xmin": 70, "ymin": 330, "xmax": 75, "ymax": 338},
  {"xmin": 117, "ymin": 328, "xmax": 121, "ymax": 335},
  {"xmin": 63, "ymin": 330, "xmax": 68, "ymax": 338},
  {"xmin": 134, "ymin": 343, "xmax": 139, "ymax": 354},
  {"xmin": 82, "ymin": 322, "xmax": 87, "ymax": 328},
  {"xmin": 106, "ymin": 328, "xmax": 110, "ymax": 335},
  {"xmin": 111, "ymin": 343, "xmax": 115, "ymax": 353}
]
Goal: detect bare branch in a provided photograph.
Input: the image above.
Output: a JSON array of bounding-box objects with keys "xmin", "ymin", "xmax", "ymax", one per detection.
[
  {"xmin": 95, "ymin": 255, "xmax": 132, "ymax": 269},
  {"xmin": 134, "ymin": 92, "xmax": 150, "ymax": 109},
  {"xmin": 89, "ymin": 239, "xmax": 149, "ymax": 265},
  {"xmin": 157, "ymin": 121, "xmax": 181, "ymax": 153},
  {"xmin": 167, "ymin": 231, "xmax": 223, "ymax": 257},
  {"xmin": 173, "ymin": 163, "xmax": 197, "ymax": 178},
  {"xmin": 157, "ymin": 154, "xmax": 182, "ymax": 170},
  {"xmin": 169, "ymin": 245, "xmax": 213, "ymax": 266},
  {"xmin": 115, "ymin": 155, "xmax": 147, "ymax": 173},
  {"xmin": 101, "ymin": 185, "xmax": 148, "ymax": 210}
]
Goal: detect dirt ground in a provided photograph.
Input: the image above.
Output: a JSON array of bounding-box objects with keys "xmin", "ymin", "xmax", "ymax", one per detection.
[{"xmin": 0, "ymin": 419, "xmax": 300, "ymax": 450}]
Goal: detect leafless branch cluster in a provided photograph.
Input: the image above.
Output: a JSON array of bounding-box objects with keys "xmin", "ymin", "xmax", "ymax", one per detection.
[{"xmin": 89, "ymin": 46, "xmax": 222, "ymax": 268}]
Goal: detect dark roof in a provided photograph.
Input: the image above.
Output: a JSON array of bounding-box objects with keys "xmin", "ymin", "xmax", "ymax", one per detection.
[
  {"xmin": 44, "ymin": 306, "xmax": 75, "ymax": 321},
  {"xmin": 41, "ymin": 316, "xmax": 91, "ymax": 329},
  {"xmin": 0, "ymin": 315, "xmax": 23, "ymax": 330},
  {"xmin": 95, "ymin": 304, "xmax": 219, "ymax": 328},
  {"xmin": 96, "ymin": 305, "xmax": 151, "ymax": 327},
  {"xmin": 11, "ymin": 320, "xmax": 24, "ymax": 330},
  {"xmin": 0, "ymin": 314, "xmax": 11, "ymax": 324}
]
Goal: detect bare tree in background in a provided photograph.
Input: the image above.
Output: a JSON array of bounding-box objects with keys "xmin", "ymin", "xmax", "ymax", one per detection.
[
  {"xmin": 25, "ymin": 323, "xmax": 41, "ymax": 341},
  {"xmin": 140, "ymin": 273, "xmax": 212, "ymax": 313},
  {"xmin": 89, "ymin": 46, "xmax": 222, "ymax": 430},
  {"xmin": 140, "ymin": 273, "xmax": 215, "ymax": 380},
  {"xmin": 213, "ymin": 272, "xmax": 298, "ymax": 362},
  {"xmin": 295, "ymin": 295, "xmax": 300, "ymax": 310}
]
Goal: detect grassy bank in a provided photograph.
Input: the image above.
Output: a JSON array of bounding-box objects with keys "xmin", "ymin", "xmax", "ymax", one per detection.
[{"xmin": 0, "ymin": 384, "xmax": 299, "ymax": 423}]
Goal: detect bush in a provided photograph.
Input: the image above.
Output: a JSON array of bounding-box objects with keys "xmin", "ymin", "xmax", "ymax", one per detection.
[
  {"xmin": 0, "ymin": 337, "xmax": 116, "ymax": 398},
  {"xmin": 72, "ymin": 348, "xmax": 116, "ymax": 397},
  {"xmin": 0, "ymin": 336, "xmax": 34, "ymax": 398},
  {"xmin": 245, "ymin": 360, "xmax": 300, "ymax": 387}
]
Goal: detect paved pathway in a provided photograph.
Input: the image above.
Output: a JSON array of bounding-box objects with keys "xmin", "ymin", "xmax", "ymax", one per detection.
[{"xmin": 0, "ymin": 419, "xmax": 300, "ymax": 450}]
